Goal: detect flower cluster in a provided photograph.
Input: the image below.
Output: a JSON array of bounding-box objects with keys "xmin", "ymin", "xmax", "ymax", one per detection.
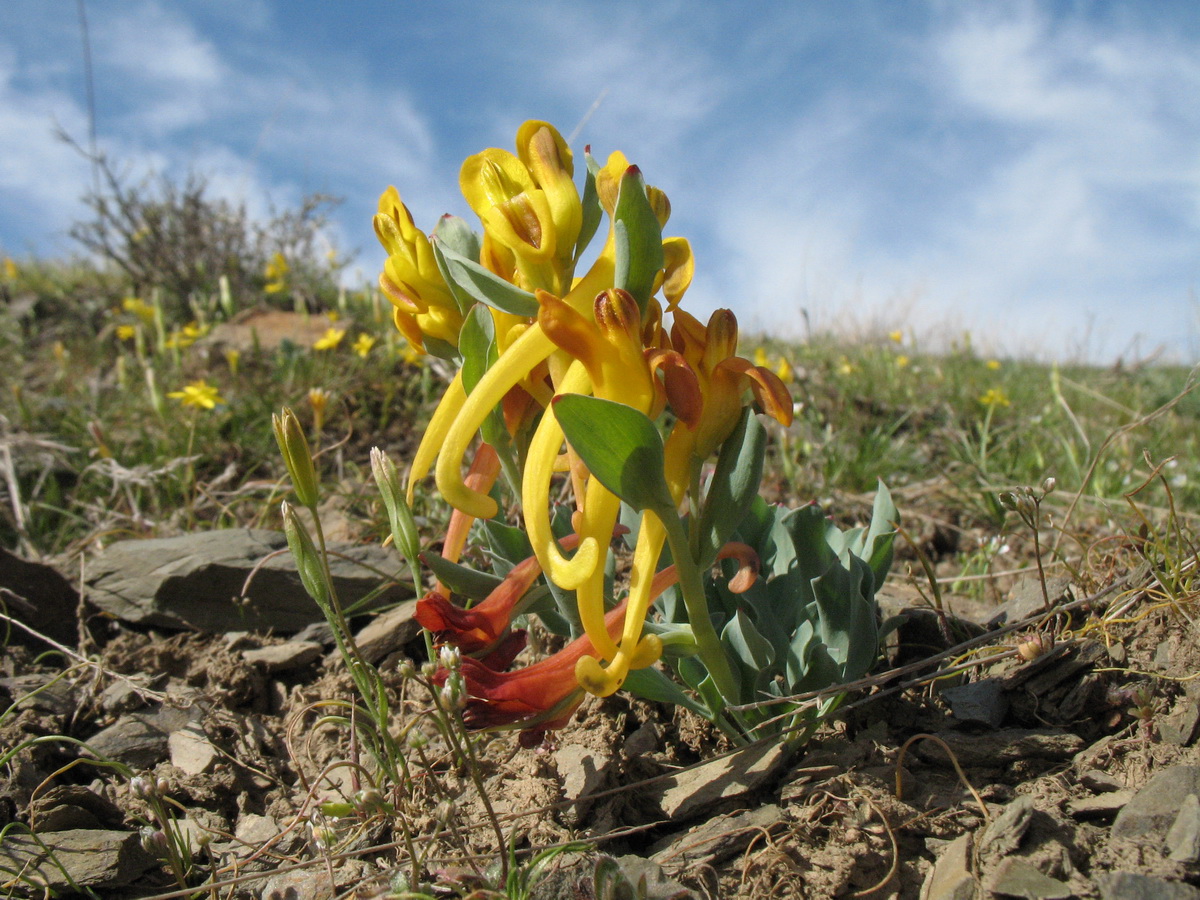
[{"xmin": 376, "ymin": 121, "xmax": 794, "ymax": 739}]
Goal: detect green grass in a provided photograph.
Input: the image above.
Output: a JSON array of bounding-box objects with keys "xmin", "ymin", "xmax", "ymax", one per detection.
[{"xmin": 5, "ymin": 256, "xmax": 1197, "ymax": 564}]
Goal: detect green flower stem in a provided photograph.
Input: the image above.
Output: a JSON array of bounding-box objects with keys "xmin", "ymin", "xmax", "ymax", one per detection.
[
  {"xmin": 659, "ymin": 511, "xmax": 741, "ymax": 735},
  {"xmin": 309, "ymin": 511, "xmax": 407, "ymax": 785}
]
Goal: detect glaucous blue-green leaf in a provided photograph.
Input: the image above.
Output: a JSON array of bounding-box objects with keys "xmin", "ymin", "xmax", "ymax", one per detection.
[
  {"xmin": 623, "ymin": 667, "xmax": 709, "ymax": 718},
  {"xmin": 553, "ymin": 394, "xmax": 675, "ymax": 515},
  {"xmin": 481, "ymin": 519, "xmax": 533, "ymax": 575},
  {"xmin": 432, "ymin": 238, "xmax": 540, "ymax": 318},
  {"xmin": 422, "ymin": 334, "xmax": 460, "ymax": 363},
  {"xmin": 420, "ymin": 551, "xmax": 503, "ymax": 601},
  {"xmin": 575, "ymin": 150, "xmax": 603, "ymax": 262},
  {"xmin": 459, "ymin": 304, "xmax": 497, "ymax": 395},
  {"xmin": 432, "ymin": 214, "xmax": 482, "ymax": 266},
  {"xmin": 722, "ymin": 609, "xmax": 775, "ymax": 704},
  {"xmin": 697, "ymin": 409, "xmax": 766, "ymax": 568},
  {"xmin": 612, "ymin": 167, "xmax": 663, "ymax": 314}
]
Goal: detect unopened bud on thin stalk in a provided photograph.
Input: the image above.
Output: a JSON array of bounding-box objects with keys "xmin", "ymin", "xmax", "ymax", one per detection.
[
  {"xmin": 370, "ymin": 447, "xmax": 421, "ymax": 564},
  {"xmin": 281, "ymin": 501, "xmax": 331, "ymax": 609},
  {"xmin": 273, "ymin": 407, "xmax": 320, "ymax": 508}
]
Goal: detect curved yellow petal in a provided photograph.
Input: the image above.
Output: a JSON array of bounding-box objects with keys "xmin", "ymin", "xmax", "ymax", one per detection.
[
  {"xmin": 407, "ymin": 369, "xmax": 466, "ymax": 503},
  {"xmin": 521, "ymin": 361, "xmax": 602, "ymax": 592},
  {"xmin": 460, "ymin": 148, "xmax": 534, "ymax": 219},
  {"xmin": 435, "ymin": 324, "xmax": 556, "ymax": 519},
  {"xmin": 482, "ymin": 189, "xmax": 556, "ymax": 262},
  {"xmin": 575, "ymin": 511, "xmax": 667, "ymax": 697},
  {"xmin": 517, "ymin": 121, "xmax": 582, "ymax": 257}
]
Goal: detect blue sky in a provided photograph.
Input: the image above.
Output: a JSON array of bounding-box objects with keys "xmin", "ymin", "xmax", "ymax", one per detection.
[{"xmin": 3, "ymin": 1, "xmax": 1199, "ymax": 362}]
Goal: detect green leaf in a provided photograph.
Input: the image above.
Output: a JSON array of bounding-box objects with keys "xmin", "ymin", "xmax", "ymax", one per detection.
[
  {"xmin": 722, "ymin": 609, "xmax": 775, "ymax": 703},
  {"xmin": 552, "ymin": 394, "xmax": 675, "ymax": 514},
  {"xmin": 481, "ymin": 519, "xmax": 533, "ymax": 576},
  {"xmin": 432, "ymin": 214, "xmax": 481, "ymax": 263},
  {"xmin": 575, "ymin": 150, "xmax": 603, "ymax": 262},
  {"xmin": 420, "ymin": 551, "xmax": 503, "ymax": 601},
  {"xmin": 432, "ymin": 238, "xmax": 540, "ymax": 318},
  {"xmin": 697, "ymin": 409, "xmax": 766, "ymax": 568},
  {"xmin": 422, "ymin": 335, "xmax": 460, "ymax": 362},
  {"xmin": 459, "ymin": 304, "xmax": 496, "ymax": 394},
  {"xmin": 612, "ymin": 166, "xmax": 663, "ymax": 314},
  {"xmin": 622, "ymin": 667, "xmax": 709, "ymax": 718}
]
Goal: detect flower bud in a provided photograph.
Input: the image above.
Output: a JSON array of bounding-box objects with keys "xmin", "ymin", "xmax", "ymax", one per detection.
[
  {"xmin": 1041, "ymin": 477, "xmax": 1056, "ymax": 495},
  {"xmin": 139, "ymin": 826, "xmax": 169, "ymax": 857},
  {"xmin": 273, "ymin": 407, "xmax": 320, "ymax": 508},
  {"xmin": 281, "ymin": 501, "xmax": 331, "ymax": 608},
  {"xmin": 438, "ymin": 645, "xmax": 461, "ymax": 672},
  {"xmin": 130, "ymin": 776, "xmax": 153, "ymax": 800},
  {"xmin": 370, "ymin": 447, "xmax": 421, "ymax": 566}
]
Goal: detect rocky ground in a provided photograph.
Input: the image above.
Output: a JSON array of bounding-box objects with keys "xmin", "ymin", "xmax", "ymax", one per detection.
[{"xmin": 2, "ymin": 521, "xmax": 1200, "ymax": 899}]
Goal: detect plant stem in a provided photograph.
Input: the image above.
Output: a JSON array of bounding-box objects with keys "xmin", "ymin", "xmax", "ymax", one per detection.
[{"xmin": 660, "ymin": 512, "xmax": 741, "ymax": 729}]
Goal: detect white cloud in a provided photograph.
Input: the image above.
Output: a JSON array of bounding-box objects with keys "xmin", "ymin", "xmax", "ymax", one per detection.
[{"xmin": 0, "ymin": 47, "xmax": 94, "ymax": 253}]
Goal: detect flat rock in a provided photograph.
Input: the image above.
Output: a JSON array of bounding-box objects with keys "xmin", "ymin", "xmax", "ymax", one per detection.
[
  {"xmin": 979, "ymin": 794, "xmax": 1035, "ymax": 857},
  {"xmin": 942, "ymin": 677, "xmax": 1008, "ymax": 729},
  {"xmin": 351, "ymin": 598, "xmax": 421, "ymax": 663},
  {"xmin": 201, "ymin": 308, "xmax": 340, "ymax": 355},
  {"xmin": 1112, "ymin": 765, "xmax": 1200, "ymax": 844},
  {"xmin": 646, "ymin": 739, "xmax": 789, "ymax": 823},
  {"xmin": 651, "ymin": 803, "xmax": 785, "ymax": 872},
  {"xmin": 1161, "ymin": 698, "xmax": 1200, "ymax": 746},
  {"xmin": 29, "ymin": 784, "xmax": 125, "ymax": 831},
  {"xmin": 0, "ymin": 548, "xmax": 78, "ymax": 648},
  {"xmin": 920, "ymin": 832, "xmax": 976, "ymax": 900},
  {"xmin": 0, "ymin": 828, "xmax": 158, "ymax": 891},
  {"xmin": 86, "ymin": 704, "xmax": 198, "ymax": 768},
  {"xmin": 85, "ymin": 529, "xmax": 410, "ymax": 633},
  {"xmin": 988, "ymin": 858, "xmax": 1072, "ymax": 899},
  {"xmin": 262, "ymin": 866, "xmax": 335, "ymax": 900},
  {"xmin": 1066, "ymin": 790, "xmax": 1133, "ymax": 820},
  {"xmin": 168, "ymin": 723, "xmax": 220, "ymax": 775},
  {"xmin": 1097, "ymin": 872, "xmax": 1200, "ymax": 900},
  {"xmin": 554, "ymin": 744, "xmax": 612, "ymax": 826},
  {"xmin": 914, "ymin": 729, "xmax": 1084, "ymax": 769},
  {"xmin": 242, "ymin": 640, "xmax": 323, "ymax": 673},
  {"xmin": 1166, "ymin": 792, "xmax": 1200, "ymax": 863}
]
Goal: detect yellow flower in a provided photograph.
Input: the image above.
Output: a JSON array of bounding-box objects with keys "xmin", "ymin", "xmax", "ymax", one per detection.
[
  {"xmin": 122, "ymin": 297, "xmax": 157, "ymax": 326},
  {"xmin": 264, "ymin": 253, "xmax": 289, "ymax": 294},
  {"xmin": 459, "ymin": 121, "xmax": 582, "ymax": 296},
  {"xmin": 3, "ymin": 258, "xmax": 17, "ymax": 281},
  {"xmin": 889, "ymin": 330, "xmax": 904, "ymax": 344},
  {"xmin": 352, "ymin": 333, "xmax": 376, "ymax": 358},
  {"xmin": 895, "ymin": 354, "xmax": 910, "ymax": 369},
  {"xmin": 313, "ymin": 328, "xmax": 346, "ymax": 351},
  {"xmin": 775, "ymin": 357, "xmax": 793, "ymax": 382},
  {"xmin": 837, "ymin": 356, "xmax": 858, "ymax": 376},
  {"xmin": 164, "ymin": 321, "xmax": 207, "ymax": 350},
  {"xmin": 308, "ymin": 387, "xmax": 332, "ymax": 434},
  {"xmin": 979, "ymin": 387, "xmax": 1011, "ymax": 408},
  {"xmin": 986, "ymin": 359, "xmax": 1002, "ymax": 371},
  {"xmin": 225, "ymin": 348, "xmax": 241, "ymax": 374},
  {"xmin": 116, "ymin": 324, "xmax": 137, "ymax": 341},
  {"xmin": 168, "ymin": 379, "xmax": 225, "ymax": 410},
  {"xmin": 374, "ymin": 186, "xmax": 463, "ymax": 354}
]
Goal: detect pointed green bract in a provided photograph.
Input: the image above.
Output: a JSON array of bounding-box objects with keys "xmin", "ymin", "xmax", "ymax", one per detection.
[
  {"xmin": 612, "ymin": 167, "xmax": 663, "ymax": 314},
  {"xmin": 697, "ymin": 409, "xmax": 766, "ymax": 568},
  {"xmin": 432, "ymin": 238, "xmax": 540, "ymax": 318},
  {"xmin": 552, "ymin": 394, "xmax": 675, "ymax": 515}
]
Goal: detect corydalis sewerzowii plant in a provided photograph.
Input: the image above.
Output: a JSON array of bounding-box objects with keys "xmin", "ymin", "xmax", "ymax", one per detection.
[{"xmin": 360, "ymin": 120, "xmax": 896, "ymax": 745}]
